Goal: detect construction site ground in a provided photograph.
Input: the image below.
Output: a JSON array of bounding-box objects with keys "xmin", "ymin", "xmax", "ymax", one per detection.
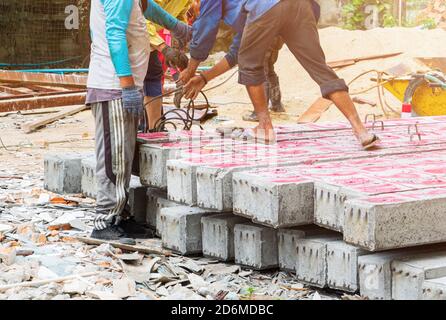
[{"xmin": 1, "ymin": 27, "xmax": 446, "ymax": 300}]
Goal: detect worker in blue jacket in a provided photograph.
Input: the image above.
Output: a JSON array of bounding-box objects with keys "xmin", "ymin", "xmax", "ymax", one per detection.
[
  {"xmin": 87, "ymin": 0, "xmax": 191, "ymax": 243},
  {"xmin": 181, "ymin": 0, "xmax": 379, "ymax": 148}
]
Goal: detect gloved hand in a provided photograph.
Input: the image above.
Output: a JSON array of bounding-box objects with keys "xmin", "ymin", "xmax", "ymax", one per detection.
[
  {"xmin": 171, "ymin": 21, "xmax": 192, "ymax": 49},
  {"xmin": 122, "ymin": 86, "xmax": 144, "ymax": 118},
  {"xmin": 162, "ymin": 46, "xmax": 189, "ymax": 70}
]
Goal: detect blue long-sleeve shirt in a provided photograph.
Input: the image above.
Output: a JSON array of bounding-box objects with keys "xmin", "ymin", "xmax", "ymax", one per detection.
[{"xmin": 189, "ymin": 0, "xmax": 279, "ymax": 67}]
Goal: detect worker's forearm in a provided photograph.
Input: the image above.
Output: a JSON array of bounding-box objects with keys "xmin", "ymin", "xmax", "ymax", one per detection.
[
  {"xmin": 202, "ymin": 58, "xmax": 232, "ymax": 82},
  {"xmin": 143, "ymin": 0, "xmax": 178, "ymax": 30},
  {"xmin": 187, "ymin": 58, "xmax": 201, "ymax": 77},
  {"xmin": 119, "ymin": 76, "xmax": 135, "ymax": 88}
]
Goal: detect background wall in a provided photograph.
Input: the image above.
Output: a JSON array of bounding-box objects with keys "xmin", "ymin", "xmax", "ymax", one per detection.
[{"xmin": 0, "ymin": 0, "xmax": 90, "ymax": 67}]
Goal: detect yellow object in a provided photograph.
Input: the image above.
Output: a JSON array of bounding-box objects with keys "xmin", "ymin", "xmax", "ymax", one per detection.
[
  {"xmin": 148, "ymin": 0, "xmax": 193, "ymax": 48},
  {"xmin": 383, "ymin": 78, "xmax": 446, "ymax": 116}
]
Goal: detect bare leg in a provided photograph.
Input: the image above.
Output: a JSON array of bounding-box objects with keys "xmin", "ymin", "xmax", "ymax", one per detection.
[
  {"xmin": 144, "ymin": 96, "xmax": 163, "ymax": 130},
  {"xmin": 246, "ymin": 84, "xmax": 275, "ymax": 143},
  {"xmin": 328, "ymin": 91, "xmax": 376, "ymax": 146}
]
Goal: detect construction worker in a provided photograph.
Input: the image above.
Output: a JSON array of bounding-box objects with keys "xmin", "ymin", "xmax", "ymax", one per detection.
[
  {"xmin": 86, "ymin": 0, "xmax": 191, "ymax": 243},
  {"xmin": 181, "ymin": 0, "xmax": 379, "ymax": 148},
  {"xmin": 144, "ymin": 0, "xmax": 193, "ymax": 131},
  {"xmin": 244, "ymin": 2, "xmax": 321, "ymax": 122}
]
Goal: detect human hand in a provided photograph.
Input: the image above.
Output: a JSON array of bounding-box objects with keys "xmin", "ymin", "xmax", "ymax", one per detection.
[
  {"xmin": 184, "ymin": 75, "xmax": 206, "ymax": 100},
  {"xmin": 179, "ymin": 67, "xmax": 195, "ymax": 84}
]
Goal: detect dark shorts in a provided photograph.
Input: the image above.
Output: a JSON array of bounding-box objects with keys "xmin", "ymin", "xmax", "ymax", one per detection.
[
  {"xmin": 143, "ymin": 51, "xmax": 164, "ymax": 97},
  {"xmin": 238, "ymin": 0, "xmax": 348, "ymax": 99}
]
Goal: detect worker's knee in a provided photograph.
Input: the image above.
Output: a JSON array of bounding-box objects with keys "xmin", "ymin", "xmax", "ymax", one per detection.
[
  {"xmin": 238, "ymin": 69, "xmax": 267, "ymax": 87},
  {"xmin": 320, "ymin": 79, "xmax": 349, "ymax": 99},
  {"xmin": 238, "ymin": 54, "xmax": 267, "ymax": 86}
]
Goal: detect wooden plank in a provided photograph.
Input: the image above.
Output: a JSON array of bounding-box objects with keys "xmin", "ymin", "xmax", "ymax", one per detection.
[
  {"xmin": 0, "ymin": 109, "xmax": 60, "ymax": 118},
  {"xmin": 0, "ymin": 70, "xmax": 87, "ymax": 88},
  {"xmin": 76, "ymin": 236, "xmax": 172, "ymax": 256},
  {"xmin": 328, "ymin": 52, "xmax": 403, "ymax": 69},
  {"xmin": 22, "ymin": 104, "xmax": 89, "ymax": 133},
  {"xmin": 23, "ymin": 84, "xmax": 65, "ymax": 93},
  {"xmin": 0, "ymin": 89, "xmax": 85, "ymax": 101},
  {"xmin": 415, "ymin": 57, "xmax": 446, "ymax": 73},
  {"xmin": 0, "ymin": 92, "xmax": 86, "ymax": 113},
  {"xmin": 0, "ymin": 85, "xmax": 27, "ymax": 95},
  {"xmin": 297, "ymin": 97, "xmax": 333, "ymax": 123}
]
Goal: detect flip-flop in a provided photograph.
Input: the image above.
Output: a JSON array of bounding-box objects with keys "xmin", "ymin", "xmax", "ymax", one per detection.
[
  {"xmin": 216, "ymin": 126, "xmax": 244, "ymax": 136},
  {"xmin": 362, "ymin": 134, "xmax": 381, "ymax": 150},
  {"xmin": 233, "ymin": 128, "xmax": 277, "ymax": 145},
  {"xmin": 242, "ymin": 112, "xmax": 259, "ymax": 122}
]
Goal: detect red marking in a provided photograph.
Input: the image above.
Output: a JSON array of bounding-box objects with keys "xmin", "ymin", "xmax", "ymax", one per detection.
[
  {"xmin": 271, "ymin": 177, "xmax": 310, "ymax": 183},
  {"xmin": 425, "ymin": 168, "xmax": 446, "ymax": 175},
  {"xmin": 365, "ymin": 195, "xmax": 407, "ymax": 204}
]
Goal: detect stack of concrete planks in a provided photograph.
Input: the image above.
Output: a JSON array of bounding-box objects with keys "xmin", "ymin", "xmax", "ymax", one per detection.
[{"xmin": 44, "ymin": 115, "xmax": 446, "ymax": 299}]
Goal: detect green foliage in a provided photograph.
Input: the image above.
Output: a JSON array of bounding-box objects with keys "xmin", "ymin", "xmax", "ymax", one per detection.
[
  {"xmin": 419, "ymin": 18, "xmax": 438, "ymax": 30},
  {"xmin": 382, "ymin": 12, "xmax": 397, "ymax": 28},
  {"xmin": 342, "ymin": 0, "xmax": 395, "ymax": 30},
  {"xmin": 246, "ymin": 287, "xmax": 255, "ymax": 297}
]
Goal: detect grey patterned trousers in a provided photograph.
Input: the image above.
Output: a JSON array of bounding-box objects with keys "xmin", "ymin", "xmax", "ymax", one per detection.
[{"xmin": 91, "ymin": 100, "xmax": 138, "ymax": 230}]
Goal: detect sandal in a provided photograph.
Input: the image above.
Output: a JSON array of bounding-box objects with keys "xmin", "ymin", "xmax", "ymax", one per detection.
[
  {"xmin": 362, "ymin": 134, "xmax": 381, "ymax": 150},
  {"xmin": 232, "ymin": 128, "xmax": 277, "ymax": 145},
  {"xmin": 242, "ymin": 112, "xmax": 259, "ymax": 122}
]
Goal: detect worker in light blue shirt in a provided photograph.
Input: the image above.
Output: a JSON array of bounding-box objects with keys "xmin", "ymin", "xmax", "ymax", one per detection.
[
  {"xmin": 87, "ymin": 0, "xmax": 191, "ymax": 243},
  {"xmin": 181, "ymin": 0, "xmax": 379, "ymax": 149}
]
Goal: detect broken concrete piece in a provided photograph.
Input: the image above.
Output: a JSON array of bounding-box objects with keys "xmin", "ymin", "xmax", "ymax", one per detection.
[
  {"xmin": 0, "ymin": 224, "xmax": 13, "ymax": 234},
  {"xmin": 188, "ymin": 273, "xmax": 209, "ymax": 291},
  {"xmin": 49, "ymin": 212, "xmax": 87, "ymax": 231},
  {"xmin": 63, "ymin": 279, "xmax": 88, "ymax": 295},
  {"xmin": 0, "ymin": 247, "xmax": 16, "ymax": 266},
  {"xmin": 115, "ymin": 252, "xmax": 143, "ymax": 264},
  {"xmin": 113, "ymin": 278, "xmax": 136, "ymax": 298},
  {"xmin": 87, "ymin": 290, "xmax": 122, "ymax": 300}
]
